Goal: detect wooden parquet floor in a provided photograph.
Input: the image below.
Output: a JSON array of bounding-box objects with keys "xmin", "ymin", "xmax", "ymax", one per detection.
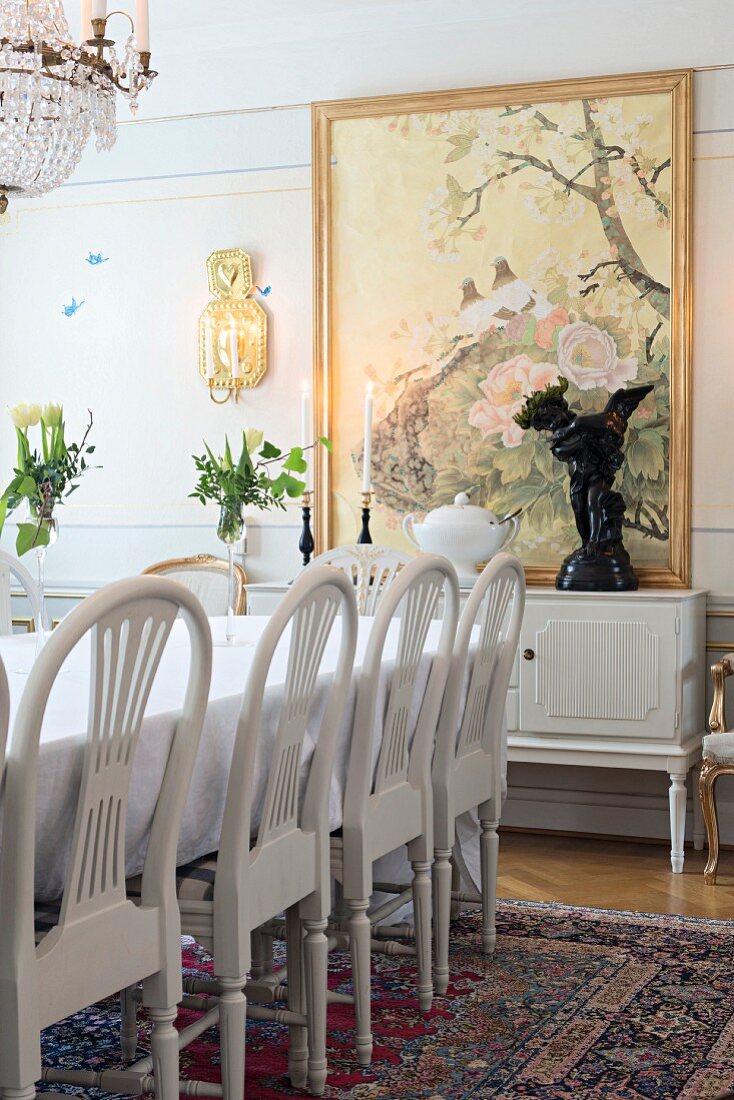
[{"xmin": 497, "ymin": 830, "xmax": 734, "ymax": 919}]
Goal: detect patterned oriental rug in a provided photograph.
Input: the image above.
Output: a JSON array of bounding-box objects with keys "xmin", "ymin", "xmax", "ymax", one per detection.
[{"xmin": 40, "ymin": 900, "xmax": 734, "ymax": 1099}]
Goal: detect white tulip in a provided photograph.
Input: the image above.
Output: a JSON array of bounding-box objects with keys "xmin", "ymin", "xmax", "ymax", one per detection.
[
  {"xmin": 26, "ymin": 404, "xmax": 42, "ymax": 426},
  {"xmin": 245, "ymin": 428, "xmax": 264, "ymax": 455},
  {"xmin": 43, "ymin": 402, "xmax": 63, "ymax": 427}
]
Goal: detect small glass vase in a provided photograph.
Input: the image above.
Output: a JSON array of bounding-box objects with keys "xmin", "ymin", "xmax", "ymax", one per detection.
[
  {"xmin": 30, "ymin": 500, "xmax": 58, "ymax": 652},
  {"xmin": 217, "ymin": 503, "xmax": 245, "ymax": 647}
]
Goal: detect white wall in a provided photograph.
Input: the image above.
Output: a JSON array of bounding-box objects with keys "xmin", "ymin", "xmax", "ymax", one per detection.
[{"xmin": 1, "ymin": 0, "xmax": 733, "ymax": 841}]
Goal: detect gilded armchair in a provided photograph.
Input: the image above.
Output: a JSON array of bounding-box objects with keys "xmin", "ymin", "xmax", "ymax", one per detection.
[{"xmin": 699, "ymin": 655, "xmax": 734, "ymax": 884}]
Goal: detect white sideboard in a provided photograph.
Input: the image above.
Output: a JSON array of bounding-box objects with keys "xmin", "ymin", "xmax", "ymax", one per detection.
[{"xmin": 245, "ymin": 580, "xmax": 708, "ymax": 872}]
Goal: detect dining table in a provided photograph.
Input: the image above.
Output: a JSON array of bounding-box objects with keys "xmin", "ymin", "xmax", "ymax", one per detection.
[{"xmin": 1, "ymin": 614, "xmax": 503, "ymax": 905}]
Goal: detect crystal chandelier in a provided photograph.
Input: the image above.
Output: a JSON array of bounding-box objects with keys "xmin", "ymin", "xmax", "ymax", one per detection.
[{"xmin": 0, "ymin": 0, "xmax": 156, "ymax": 213}]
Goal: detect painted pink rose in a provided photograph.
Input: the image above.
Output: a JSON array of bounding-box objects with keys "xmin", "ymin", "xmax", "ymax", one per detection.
[
  {"xmin": 534, "ymin": 306, "xmax": 570, "ymax": 351},
  {"xmin": 469, "ymin": 354, "xmax": 558, "ymax": 448},
  {"xmin": 557, "ymin": 321, "xmax": 638, "ymax": 391}
]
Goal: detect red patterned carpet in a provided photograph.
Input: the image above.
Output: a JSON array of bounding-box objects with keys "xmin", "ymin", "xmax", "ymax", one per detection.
[{"xmin": 40, "ymin": 900, "xmax": 734, "ymax": 1098}]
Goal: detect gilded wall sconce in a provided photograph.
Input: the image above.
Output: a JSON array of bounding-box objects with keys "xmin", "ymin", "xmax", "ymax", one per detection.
[{"xmin": 198, "ymin": 248, "xmax": 268, "ymax": 404}]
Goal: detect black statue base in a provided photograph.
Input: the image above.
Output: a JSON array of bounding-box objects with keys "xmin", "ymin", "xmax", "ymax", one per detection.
[{"xmin": 555, "ymin": 543, "xmax": 639, "ymax": 592}]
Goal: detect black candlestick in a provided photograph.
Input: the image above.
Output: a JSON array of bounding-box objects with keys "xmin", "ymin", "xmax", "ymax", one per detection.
[
  {"xmin": 357, "ymin": 491, "xmax": 372, "ymax": 545},
  {"xmin": 299, "ymin": 491, "xmax": 315, "ymax": 566}
]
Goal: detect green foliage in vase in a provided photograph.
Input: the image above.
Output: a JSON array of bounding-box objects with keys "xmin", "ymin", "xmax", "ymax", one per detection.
[
  {"xmin": 191, "ymin": 429, "xmax": 331, "ymax": 513},
  {"xmin": 0, "ymin": 403, "xmax": 97, "ymax": 556}
]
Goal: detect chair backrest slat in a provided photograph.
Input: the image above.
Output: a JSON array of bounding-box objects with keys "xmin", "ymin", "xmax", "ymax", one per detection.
[
  {"xmin": 433, "ymin": 554, "xmax": 525, "ymax": 829},
  {"xmin": 0, "ymin": 576, "xmax": 212, "ymax": 965},
  {"xmin": 344, "ymin": 555, "xmax": 459, "ymax": 829},
  {"xmin": 216, "ymin": 565, "xmax": 358, "ymax": 889},
  {"xmin": 310, "ymin": 544, "xmax": 410, "ymax": 616}
]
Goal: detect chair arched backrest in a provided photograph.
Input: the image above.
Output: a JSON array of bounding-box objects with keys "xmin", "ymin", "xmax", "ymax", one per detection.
[
  {"xmin": 0, "ymin": 549, "xmax": 44, "ymax": 635},
  {"xmin": 213, "ymin": 564, "xmax": 358, "ymax": 949},
  {"xmin": 343, "ymin": 554, "xmax": 459, "ymax": 839},
  {"xmin": 311, "ymin": 544, "xmax": 410, "ymax": 616},
  {"xmin": 143, "ymin": 554, "xmax": 247, "ymax": 616},
  {"xmin": 433, "ymin": 553, "xmax": 525, "ymax": 847},
  {"xmin": 0, "ymin": 576, "xmax": 212, "ymax": 1049}
]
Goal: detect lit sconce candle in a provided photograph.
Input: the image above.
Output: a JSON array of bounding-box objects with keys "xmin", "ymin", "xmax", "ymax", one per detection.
[
  {"xmin": 228, "ymin": 323, "xmax": 240, "ymax": 381},
  {"xmin": 362, "ymin": 381, "xmax": 373, "ymax": 494},
  {"xmin": 204, "ymin": 319, "xmax": 214, "ymax": 380},
  {"xmin": 301, "ymin": 380, "xmax": 312, "ymax": 492},
  {"xmin": 135, "ymin": 0, "xmax": 150, "ymax": 53},
  {"xmin": 91, "ymin": 0, "xmax": 107, "ymax": 19},
  {"xmin": 80, "ymin": 0, "xmax": 93, "ymax": 41}
]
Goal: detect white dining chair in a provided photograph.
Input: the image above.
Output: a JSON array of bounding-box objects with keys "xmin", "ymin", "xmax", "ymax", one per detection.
[
  {"xmin": 310, "ymin": 544, "xmax": 410, "ymax": 615},
  {"xmin": 432, "ymin": 553, "xmax": 525, "ymax": 994},
  {"xmin": 125, "ymin": 564, "xmax": 359, "ymax": 1098},
  {"xmin": 0, "ymin": 576, "xmax": 212, "ymax": 1100},
  {"xmin": 0, "ymin": 548, "xmax": 44, "ymax": 635},
  {"xmin": 330, "ymin": 553, "xmax": 459, "ymax": 1066}
]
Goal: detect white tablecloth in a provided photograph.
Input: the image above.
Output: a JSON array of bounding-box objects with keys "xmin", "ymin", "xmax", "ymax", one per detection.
[{"xmin": 1, "ymin": 615, "xmax": 505, "ymax": 902}]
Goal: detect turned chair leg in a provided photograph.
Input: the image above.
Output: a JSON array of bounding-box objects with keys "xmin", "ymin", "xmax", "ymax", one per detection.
[
  {"xmin": 348, "ymin": 898, "xmax": 373, "ymax": 1067},
  {"xmin": 480, "ymin": 818, "xmax": 499, "ymax": 955},
  {"xmin": 286, "ymin": 905, "xmax": 308, "ymax": 1090},
  {"xmin": 218, "ymin": 975, "xmax": 247, "ymax": 1100},
  {"xmin": 700, "ymin": 757, "xmax": 723, "ymax": 885},
  {"xmin": 412, "ymin": 860, "xmax": 433, "ymax": 1013},
  {"xmin": 148, "ymin": 1005, "xmax": 180, "ymax": 1100},
  {"xmin": 120, "ymin": 985, "xmax": 138, "ymax": 1061},
  {"xmin": 433, "ymin": 847, "xmax": 452, "ymax": 996},
  {"xmin": 303, "ymin": 918, "xmax": 329, "ymax": 1097}
]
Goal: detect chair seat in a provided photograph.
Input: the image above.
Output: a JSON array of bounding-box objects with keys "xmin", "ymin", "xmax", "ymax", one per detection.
[
  {"xmin": 703, "ymin": 733, "xmax": 734, "ymax": 763},
  {"xmin": 127, "ymin": 852, "xmax": 219, "ymax": 905}
]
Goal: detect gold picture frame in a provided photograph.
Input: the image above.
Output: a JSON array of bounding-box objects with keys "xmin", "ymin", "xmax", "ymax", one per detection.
[{"xmin": 313, "ymin": 69, "xmax": 692, "ymax": 587}]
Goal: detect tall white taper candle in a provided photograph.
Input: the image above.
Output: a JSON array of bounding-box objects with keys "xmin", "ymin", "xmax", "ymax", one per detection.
[
  {"xmin": 80, "ymin": 0, "xmax": 93, "ymax": 41},
  {"xmin": 91, "ymin": 1, "xmax": 107, "ymax": 20},
  {"xmin": 135, "ymin": 0, "xmax": 150, "ymax": 52},
  {"xmin": 301, "ymin": 381, "xmax": 312, "ymax": 492},
  {"xmin": 362, "ymin": 382, "xmax": 373, "ymax": 493}
]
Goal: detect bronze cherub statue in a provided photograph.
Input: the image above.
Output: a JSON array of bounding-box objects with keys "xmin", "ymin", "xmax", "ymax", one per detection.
[{"xmin": 513, "ymin": 376, "xmax": 654, "ymax": 591}]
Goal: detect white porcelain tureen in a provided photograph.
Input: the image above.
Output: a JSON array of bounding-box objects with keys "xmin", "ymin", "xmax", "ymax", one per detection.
[{"xmin": 403, "ymin": 493, "xmax": 519, "ymax": 583}]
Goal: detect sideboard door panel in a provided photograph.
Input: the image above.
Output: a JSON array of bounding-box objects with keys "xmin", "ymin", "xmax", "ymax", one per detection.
[{"xmin": 519, "ymin": 601, "xmax": 678, "ymax": 740}]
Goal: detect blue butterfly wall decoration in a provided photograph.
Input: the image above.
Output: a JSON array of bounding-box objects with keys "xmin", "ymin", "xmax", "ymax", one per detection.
[{"xmin": 62, "ymin": 298, "xmax": 85, "ymax": 317}]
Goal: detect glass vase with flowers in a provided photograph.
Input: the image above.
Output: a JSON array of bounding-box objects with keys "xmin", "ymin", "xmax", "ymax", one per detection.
[
  {"xmin": 191, "ymin": 428, "xmax": 330, "ymax": 645},
  {"xmin": 0, "ymin": 403, "xmax": 97, "ymax": 644}
]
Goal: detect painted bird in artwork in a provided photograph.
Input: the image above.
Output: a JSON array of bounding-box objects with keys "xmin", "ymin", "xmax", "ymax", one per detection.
[
  {"xmin": 86, "ymin": 252, "xmax": 109, "ymax": 265},
  {"xmin": 62, "ymin": 297, "xmax": 85, "ymax": 317},
  {"xmin": 489, "ymin": 255, "xmax": 552, "ymax": 319}
]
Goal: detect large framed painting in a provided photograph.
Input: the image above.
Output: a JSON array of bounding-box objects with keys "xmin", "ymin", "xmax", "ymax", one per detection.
[{"xmin": 313, "ymin": 69, "xmax": 692, "ymax": 585}]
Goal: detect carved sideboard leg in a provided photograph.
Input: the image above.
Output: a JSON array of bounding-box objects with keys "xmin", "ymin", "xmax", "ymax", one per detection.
[
  {"xmin": 700, "ymin": 756, "xmax": 723, "ymax": 885},
  {"xmin": 668, "ymin": 772, "xmax": 687, "ymax": 874},
  {"xmin": 709, "ymin": 658, "xmax": 732, "ymax": 733}
]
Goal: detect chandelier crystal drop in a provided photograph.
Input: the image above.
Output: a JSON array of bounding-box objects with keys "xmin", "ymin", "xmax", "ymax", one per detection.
[{"xmin": 0, "ymin": 0, "xmax": 156, "ymax": 213}]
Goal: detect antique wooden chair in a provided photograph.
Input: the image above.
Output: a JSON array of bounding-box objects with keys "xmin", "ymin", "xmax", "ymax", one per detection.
[
  {"xmin": 700, "ymin": 654, "xmax": 734, "ymax": 883},
  {"xmin": 144, "ymin": 553, "xmax": 247, "ymax": 616}
]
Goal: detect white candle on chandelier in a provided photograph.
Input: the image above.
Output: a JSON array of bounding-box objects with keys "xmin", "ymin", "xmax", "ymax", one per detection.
[
  {"xmin": 301, "ymin": 380, "xmax": 312, "ymax": 493},
  {"xmin": 135, "ymin": 0, "xmax": 150, "ymax": 53},
  {"xmin": 229, "ymin": 324, "xmax": 240, "ymax": 381},
  {"xmin": 362, "ymin": 381, "xmax": 373, "ymax": 494},
  {"xmin": 91, "ymin": 0, "xmax": 107, "ymax": 20},
  {"xmin": 80, "ymin": 0, "xmax": 93, "ymax": 41}
]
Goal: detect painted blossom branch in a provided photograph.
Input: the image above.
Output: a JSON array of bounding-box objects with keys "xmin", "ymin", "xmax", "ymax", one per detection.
[
  {"xmin": 622, "ymin": 500, "xmax": 669, "ymax": 541},
  {"xmin": 578, "ymin": 259, "xmax": 669, "ymax": 304}
]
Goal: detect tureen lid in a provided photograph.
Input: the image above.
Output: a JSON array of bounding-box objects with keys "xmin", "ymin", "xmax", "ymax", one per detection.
[{"xmin": 422, "ymin": 492, "xmax": 498, "ymax": 526}]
